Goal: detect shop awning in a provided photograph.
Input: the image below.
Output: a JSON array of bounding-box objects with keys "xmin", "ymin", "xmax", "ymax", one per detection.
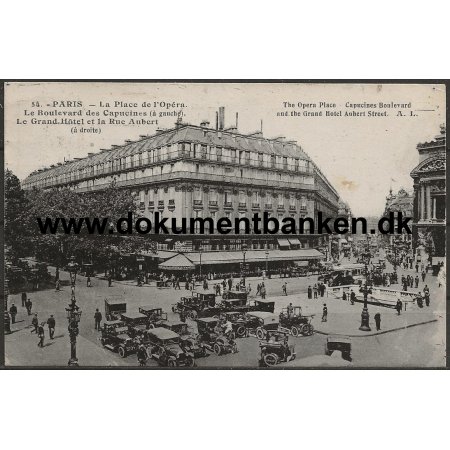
[
  {"xmin": 277, "ymin": 238, "xmax": 291, "ymax": 249},
  {"xmin": 288, "ymin": 238, "xmax": 301, "ymax": 246},
  {"xmin": 159, "ymin": 254, "xmax": 195, "ymax": 271}
]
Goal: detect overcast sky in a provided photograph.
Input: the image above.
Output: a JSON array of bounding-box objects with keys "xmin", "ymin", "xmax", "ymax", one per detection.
[{"xmin": 5, "ymin": 82, "xmax": 445, "ymax": 216}]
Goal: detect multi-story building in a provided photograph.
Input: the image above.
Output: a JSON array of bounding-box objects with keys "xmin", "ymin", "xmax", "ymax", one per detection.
[
  {"xmin": 22, "ymin": 109, "xmax": 340, "ymax": 272},
  {"xmin": 410, "ymin": 125, "xmax": 446, "ymax": 264},
  {"xmin": 383, "ymin": 187, "xmax": 414, "ymax": 248}
]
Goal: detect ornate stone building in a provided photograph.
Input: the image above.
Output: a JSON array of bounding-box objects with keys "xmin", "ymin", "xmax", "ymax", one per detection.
[
  {"xmin": 22, "ymin": 110, "xmax": 340, "ymax": 254},
  {"xmin": 410, "ymin": 125, "xmax": 446, "ymax": 262}
]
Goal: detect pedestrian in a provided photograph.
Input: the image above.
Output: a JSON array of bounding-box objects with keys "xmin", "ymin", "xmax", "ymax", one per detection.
[
  {"xmin": 185, "ymin": 280, "xmax": 190, "ymax": 290},
  {"xmin": 313, "ymin": 284, "xmax": 318, "ymax": 299},
  {"xmin": 55, "ymin": 279, "xmax": 60, "ymax": 291},
  {"xmin": 421, "ymin": 270, "xmax": 426, "ymax": 282},
  {"xmin": 282, "ymin": 282, "xmax": 287, "ymax": 296},
  {"xmin": 320, "ymin": 283, "xmax": 325, "ymax": 297},
  {"xmin": 26, "ymin": 299, "xmax": 32, "ymax": 315},
  {"xmin": 94, "ymin": 308, "xmax": 102, "ymax": 331},
  {"xmin": 37, "ymin": 322, "xmax": 45, "ymax": 347},
  {"xmin": 374, "ymin": 312, "xmax": 381, "ymax": 331},
  {"xmin": 31, "ymin": 313, "xmax": 39, "ymax": 333},
  {"xmin": 176, "ymin": 278, "xmax": 180, "ymax": 290},
  {"xmin": 21, "ymin": 292, "xmax": 27, "ymax": 307},
  {"xmin": 108, "ymin": 274, "xmax": 112, "ymax": 287},
  {"xmin": 87, "ymin": 276, "xmax": 92, "ymax": 288},
  {"xmin": 415, "ymin": 263, "xmax": 419, "ymax": 273},
  {"xmin": 396, "ymin": 298, "xmax": 402, "ymax": 315},
  {"xmin": 342, "ymin": 291, "xmax": 347, "ymax": 301},
  {"xmin": 321, "ymin": 304, "xmax": 328, "ymax": 322},
  {"xmin": 350, "ymin": 290, "xmax": 356, "ymax": 305},
  {"xmin": 424, "ymin": 290, "xmax": 430, "ymax": 307},
  {"xmin": 47, "ymin": 315, "xmax": 56, "ymax": 339},
  {"xmin": 261, "ymin": 285, "xmax": 266, "ymax": 299},
  {"xmin": 287, "ymin": 302, "xmax": 294, "ymax": 318},
  {"xmin": 415, "ymin": 275, "xmax": 419, "ymax": 288},
  {"xmin": 256, "ymin": 283, "xmax": 261, "ymax": 296},
  {"xmin": 137, "ymin": 345, "xmax": 147, "ymax": 366},
  {"xmin": 9, "ymin": 304, "xmax": 17, "ymax": 324}
]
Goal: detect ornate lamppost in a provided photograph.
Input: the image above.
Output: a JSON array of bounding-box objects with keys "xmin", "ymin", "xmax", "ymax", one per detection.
[
  {"xmin": 359, "ymin": 239, "xmax": 372, "ymax": 332},
  {"xmin": 241, "ymin": 244, "xmax": 247, "ymax": 286},
  {"xmin": 66, "ymin": 256, "xmax": 81, "ymax": 366}
]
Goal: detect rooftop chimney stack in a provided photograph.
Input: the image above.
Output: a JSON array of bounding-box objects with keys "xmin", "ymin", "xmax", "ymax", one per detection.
[
  {"xmin": 236, "ymin": 112, "xmax": 239, "ymax": 130},
  {"xmin": 216, "ymin": 111, "xmax": 219, "ymax": 130},
  {"xmin": 218, "ymin": 106, "xmax": 225, "ymax": 130}
]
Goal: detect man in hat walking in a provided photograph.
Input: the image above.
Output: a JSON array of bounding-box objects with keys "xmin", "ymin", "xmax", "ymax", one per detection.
[
  {"xmin": 31, "ymin": 313, "xmax": 39, "ymax": 333},
  {"xmin": 374, "ymin": 312, "xmax": 381, "ymax": 331},
  {"xmin": 322, "ymin": 304, "xmax": 328, "ymax": 322},
  {"xmin": 94, "ymin": 308, "xmax": 102, "ymax": 331},
  {"xmin": 9, "ymin": 303, "xmax": 17, "ymax": 324},
  {"xmin": 47, "ymin": 315, "xmax": 56, "ymax": 339}
]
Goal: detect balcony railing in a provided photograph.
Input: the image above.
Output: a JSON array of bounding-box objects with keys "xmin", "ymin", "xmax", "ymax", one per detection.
[
  {"xmin": 238, "ymin": 202, "xmax": 247, "ymax": 209},
  {"xmin": 224, "ymin": 201, "xmax": 233, "ymax": 208},
  {"xmin": 265, "ymin": 204, "xmax": 273, "ymax": 210},
  {"xmin": 209, "ymin": 200, "xmax": 218, "ymax": 208},
  {"xmin": 158, "ymin": 201, "xmax": 164, "ymax": 209},
  {"xmin": 277, "ymin": 204, "xmax": 285, "ymax": 211},
  {"xmin": 148, "ymin": 201, "xmax": 154, "ymax": 208},
  {"xmin": 289, "ymin": 205, "xmax": 296, "ymax": 211},
  {"xmin": 252, "ymin": 203, "xmax": 260, "ymax": 209}
]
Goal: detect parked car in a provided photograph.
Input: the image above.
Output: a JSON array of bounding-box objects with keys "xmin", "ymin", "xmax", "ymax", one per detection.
[
  {"xmin": 120, "ymin": 311, "xmax": 149, "ymax": 336},
  {"xmin": 172, "ymin": 291, "xmax": 217, "ymax": 319},
  {"xmin": 279, "ymin": 306, "xmax": 314, "ymax": 336},
  {"xmin": 217, "ymin": 311, "xmax": 247, "ymax": 338},
  {"xmin": 105, "ymin": 298, "xmax": 127, "ymax": 321},
  {"xmin": 196, "ymin": 318, "xmax": 238, "ymax": 356},
  {"xmin": 325, "ymin": 335, "xmax": 352, "ymax": 361},
  {"xmin": 243, "ymin": 312, "xmax": 281, "ymax": 339},
  {"xmin": 222, "ymin": 289, "xmax": 248, "ymax": 301},
  {"xmin": 138, "ymin": 306, "xmax": 168, "ymax": 326},
  {"xmin": 100, "ymin": 320, "xmax": 138, "ymax": 358},
  {"xmin": 143, "ymin": 327, "xmax": 195, "ymax": 367},
  {"xmin": 258, "ymin": 330, "xmax": 296, "ymax": 367},
  {"xmin": 159, "ymin": 320, "xmax": 207, "ymax": 358}
]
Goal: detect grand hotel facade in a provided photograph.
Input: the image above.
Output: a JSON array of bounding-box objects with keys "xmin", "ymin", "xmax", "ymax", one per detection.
[{"xmin": 22, "ymin": 110, "xmax": 340, "ymax": 266}]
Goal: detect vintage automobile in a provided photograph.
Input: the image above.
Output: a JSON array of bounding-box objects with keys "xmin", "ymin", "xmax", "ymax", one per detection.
[
  {"xmin": 196, "ymin": 317, "xmax": 238, "ymax": 355},
  {"xmin": 172, "ymin": 291, "xmax": 217, "ymax": 319},
  {"xmin": 100, "ymin": 320, "xmax": 139, "ymax": 358},
  {"xmin": 143, "ymin": 327, "xmax": 195, "ymax": 367},
  {"xmin": 244, "ymin": 312, "xmax": 281, "ymax": 339},
  {"xmin": 247, "ymin": 299, "xmax": 275, "ymax": 313},
  {"xmin": 325, "ymin": 335, "xmax": 352, "ymax": 361},
  {"xmin": 279, "ymin": 306, "xmax": 314, "ymax": 337},
  {"xmin": 159, "ymin": 320, "xmax": 207, "ymax": 358},
  {"xmin": 138, "ymin": 306, "xmax": 168, "ymax": 326},
  {"xmin": 105, "ymin": 298, "xmax": 127, "ymax": 321},
  {"xmin": 217, "ymin": 311, "xmax": 247, "ymax": 338},
  {"xmin": 222, "ymin": 289, "xmax": 248, "ymax": 301},
  {"xmin": 120, "ymin": 311, "xmax": 149, "ymax": 336},
  {"xmin": 258, "ymin": 330, "xmax": 296, "ymax": 367}
]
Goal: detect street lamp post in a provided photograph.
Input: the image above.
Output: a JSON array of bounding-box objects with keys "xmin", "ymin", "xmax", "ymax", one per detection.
[
  {"xmin": 66, "ymin": 256, "xmax": 81, "ymax": 366},
  {"xmin": 265, "ymin": 250, "xmax": 269, "ymax": 279},
  {"xmin": 359, "ymin": 240, "xmax": 372, "ymax": 332},
  {"xmin": 199, "ymin": 248, "xmax": 203, "ymax": 280},
  {"xmin": 241, "ymin": 244, "xmax": 248, "ymax": 286}
]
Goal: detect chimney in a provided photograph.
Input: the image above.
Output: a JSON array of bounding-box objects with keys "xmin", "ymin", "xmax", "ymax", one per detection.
[
  {"xmin": 218, "ymin": 106, "xmax": 225, "ymax": 130},
  {"xmin": 216, "ymin": 111, "xmax": 219, "ymax": 130},
  {"xmin": 236, "ymin": 112, "xmax": 239, "ymax": 129}
]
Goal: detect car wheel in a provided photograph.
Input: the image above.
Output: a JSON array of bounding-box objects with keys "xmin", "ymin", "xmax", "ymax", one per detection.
[
  {"xmin": 236, "ymin": 325, "xmax": 246, "ymax": 337},
  {"xmin": 118, "ymin": 346, "xmax": 127, "ymax": 358},
  {"xmin": 256, "ymin": 328, "xmax": 265, "ymax": 340},
  {"xmin": 148, "ymin": 323, "xmax": 155, "ymax": 329},
  {"xmin": 303, "ymin": 324, "xmax": 313, "ymax": 336},
  {"xmin": 213, "ymin": 343, "xmax": 222, "ymax": 355},
  {"xmin": 291, "ymin": 326, "xmax": 299, "ymax": 337},
  {"xmin": 167, "ymin": 359, "xmax": 177, "ymax": 367},
  {"xmin": 263, "ymin": 353, "xmax": 278, "ymax": 367}
]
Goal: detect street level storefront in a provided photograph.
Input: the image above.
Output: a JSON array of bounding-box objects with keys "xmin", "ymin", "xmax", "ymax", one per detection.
[{"xmin": 158, "ymin": 248, "xmax": 324, "ymax": 276}]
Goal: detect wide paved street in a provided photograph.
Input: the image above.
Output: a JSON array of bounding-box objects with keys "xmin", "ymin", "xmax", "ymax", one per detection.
[{"xmin": 5, "ymin": 256, "xmax": 446, "ymax": 368}]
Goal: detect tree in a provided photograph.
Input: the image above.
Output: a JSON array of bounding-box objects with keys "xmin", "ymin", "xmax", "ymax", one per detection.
[{"xmin": 4, "ymin": 169, "xmax": 30, "ymax": 261}]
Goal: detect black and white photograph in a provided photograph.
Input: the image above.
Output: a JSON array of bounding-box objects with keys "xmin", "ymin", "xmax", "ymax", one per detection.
[{"xmin": 2, "ymin": 81, "xmax": 446, "ymax": 368}]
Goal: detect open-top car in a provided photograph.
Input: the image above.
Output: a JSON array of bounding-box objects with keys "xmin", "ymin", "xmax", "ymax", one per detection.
[
  {"xmin": 217, "ymin": 311, "xmax": 247, "ymax": 338},
  {"xmin": 244, "ymin": 312, "xmax": 281, "ymax": 339},
  {"xmin": 143, "ymin": 327, "xmax": 195, "ymax": 367},
  {"xmin": 138, "ymin": 306, "xmax": 168, "ymax": 326},
  {"xmin": 326, "ymin": 335, "xmax": 352, "ymax": 361},
  {"xmin": 196, "ymin": 317, "xmax": 238, "ymax": 356},
  {"xmin": 258, "ymin": 330, "xmax": 296, "ymax": 367},
  {"xmin": 159, "ymin": 320, "xmax": 207, "ymax": 358},
  {"xmin": 279, "ymin": 306, "xmax": 314, "ymax": 336},
  {"xmin": 100, "ymin": 320, "xmax": 138, "ymax": 358},
  {"xmin": 105, "ymin": 298, "xmax": 127, "ymax": 321},
  {"xmin": 120, "ymin": 311, "xmax": 149, "ymax": 336}
]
